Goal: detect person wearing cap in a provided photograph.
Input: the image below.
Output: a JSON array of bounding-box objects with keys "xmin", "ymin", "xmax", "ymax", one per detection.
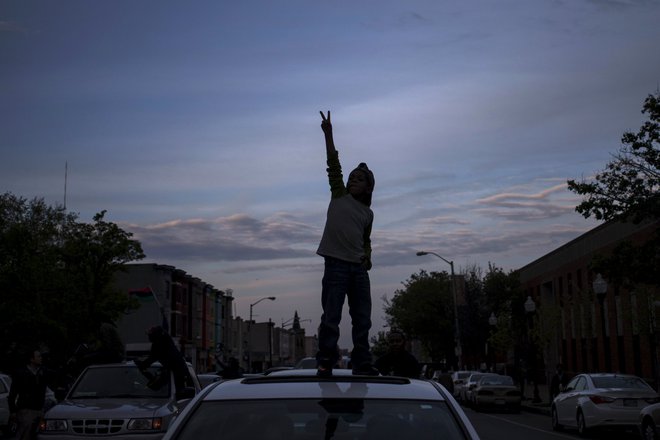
[
  {"xmin": 316, "ymin": 110, "xmax": 378, "ymax": 377},
  {"xmin": 374, "ymin": 330, "xmax": 420, "ymax": 378}
]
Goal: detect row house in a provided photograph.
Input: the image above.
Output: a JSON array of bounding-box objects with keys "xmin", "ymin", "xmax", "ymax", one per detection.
[
  {"xmin": 115, "ymin": 263, "xmax": 315, "ymax": 373},
  {"xmin": 518, "ymin": 219, "xmax": 659, "ymax": 389}
]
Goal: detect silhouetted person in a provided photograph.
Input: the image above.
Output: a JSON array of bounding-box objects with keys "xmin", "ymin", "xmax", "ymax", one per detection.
[
  {"xmin": 374, "ymin": 330, "xmax": 420, "ymax": 378},
  {"xmin": 136, "ymin": 326, "xmax": 190, "ymax": 399},
  {"xmin": 550, "ymin": 363, "xmax": 568, "ymax": 400},
  {"xmin": 315, "ymin": 110, "xmax": 378, "ymax": 377},
  {"xmin": 216, "ymin": 356, "xmax": 243, "ymax": 379},
  {"xmin": 8, "ymin": 350, "xmax": 54, "ymax": 440}
]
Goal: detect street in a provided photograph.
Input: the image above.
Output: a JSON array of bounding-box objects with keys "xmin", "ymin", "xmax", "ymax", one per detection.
[{"xmin": 464, "ymin": 407, "xmax": 642, "ymax": 440}]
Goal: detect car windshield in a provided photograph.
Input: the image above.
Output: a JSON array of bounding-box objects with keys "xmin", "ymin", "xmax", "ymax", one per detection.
[
  {"xmin": 457, "ymin": 372, "xmax": 472, "ymax": 380},
  {"xmin": 480, "ymin": 376, "xmax": 513, "ymax": 386},
  {"xmin": 69, "ymin": 366, "xmax": 170, "ymax": 399},
  {"xmin": 173, "ymin": 399, "xmax": 468, "ymax": 440},
  {"xmin": 468, "ymin": 374, "xmax": 483, "ymax": 383},
  {"xmin": 591, "ymin": 375, "xmax": 652, "ymax": 390}
]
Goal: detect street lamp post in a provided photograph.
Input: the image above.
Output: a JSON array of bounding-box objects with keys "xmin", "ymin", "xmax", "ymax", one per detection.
[
  {"xmin": 248, "ymin": 296, "xmax": 276, "ymax": 373},
  {"xmin": 524, "ymin": 295, "xmax": 541, "ymax": 403},
  {"xmin": 593, "ymin": 274, "xmax": 610, "ymax": 371},
  {"xmin": 417, "ymin": 251, "xmax": 462, "ymax": 370}
]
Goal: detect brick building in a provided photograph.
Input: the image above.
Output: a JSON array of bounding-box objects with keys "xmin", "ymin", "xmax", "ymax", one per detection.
[{"xmin": 518, "ymin": 219, "xmax": 659, "ymax": 389}]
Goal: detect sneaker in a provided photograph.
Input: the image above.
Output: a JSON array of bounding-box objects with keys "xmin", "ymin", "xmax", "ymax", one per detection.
[{"xmin": 352, "ymin": 363, "xmax": 379, "ymax": 376}]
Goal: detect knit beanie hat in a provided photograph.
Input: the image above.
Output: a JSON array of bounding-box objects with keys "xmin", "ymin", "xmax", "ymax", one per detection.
[
  {"xmin": 351, "ymin": 162, "xmax": 375, "ymax": 206},
  {"xmin": 352, "ymin": 162, "xmax": 375, "ymax": 192}
]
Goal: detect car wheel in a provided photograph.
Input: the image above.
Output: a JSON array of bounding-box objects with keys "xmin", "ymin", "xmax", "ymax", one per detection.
[
  {"xmin": 577, "ymin": 410, "xmax": 590, "ymax": 437},
  {"xmin": 551, "ymin": 406, "xmax": 563, "ymax": 431},
  {"xmin": 642, "ymin": 418, "xmax": 658, "ymax": 440}
]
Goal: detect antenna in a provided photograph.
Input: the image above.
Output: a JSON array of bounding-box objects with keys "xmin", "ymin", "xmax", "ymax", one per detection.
[{"xmin": 63, "ymin": 161, "xmax": 68, "ymax": 210}]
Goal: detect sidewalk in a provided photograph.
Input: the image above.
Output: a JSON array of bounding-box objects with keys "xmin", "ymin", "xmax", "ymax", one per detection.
[{"xmin": 520, "ymin": 382, "xmax": 552, "ymax": 416}]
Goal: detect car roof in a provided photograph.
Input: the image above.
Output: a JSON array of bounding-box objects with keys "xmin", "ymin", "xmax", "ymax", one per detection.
[{"xmin": 201, "ymin": 370, "xmax": 448, "ymax": 401}]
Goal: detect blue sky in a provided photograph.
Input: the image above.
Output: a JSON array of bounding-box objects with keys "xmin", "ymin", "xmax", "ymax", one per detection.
[{"xmin": 2, "ymin": 0, "xmax": 659, "ymax": 348}]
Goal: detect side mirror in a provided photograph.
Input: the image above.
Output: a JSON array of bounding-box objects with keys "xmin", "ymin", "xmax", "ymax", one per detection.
[{"xmin": 176, "ymin": 387, "xmax": 196, "ymax": 401}]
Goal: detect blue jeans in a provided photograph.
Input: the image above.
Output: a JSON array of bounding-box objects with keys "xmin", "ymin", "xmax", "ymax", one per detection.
[{"xmin": 316, "ymin": 257, "xmax": 372, "ymax": 367}]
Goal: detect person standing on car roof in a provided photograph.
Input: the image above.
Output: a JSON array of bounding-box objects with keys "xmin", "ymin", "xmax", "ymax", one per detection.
[
  {"xmin": 8, "ymin": 349, "xmax": 54, "ymax": 440},
  {"xmin": 315, "ymin": 110, "xmax": 379, "ymax": 377}
]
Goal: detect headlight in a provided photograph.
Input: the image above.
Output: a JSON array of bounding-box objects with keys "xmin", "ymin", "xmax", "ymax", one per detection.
[
  {"xmin": 40, "ymin": 419, "xmax": 68, "ymax": 432},
  {"xmin": 127, "ymin": 418, "xmax": 163, "ymax": 431}
]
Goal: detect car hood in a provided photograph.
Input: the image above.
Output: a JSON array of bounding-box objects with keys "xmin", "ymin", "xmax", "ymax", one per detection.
[{"xmin": 45, "ymin": 398, "xmax": 174, "ymax": 418}]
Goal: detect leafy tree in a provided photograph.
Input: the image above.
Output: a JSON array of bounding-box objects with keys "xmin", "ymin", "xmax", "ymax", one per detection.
[
  {"xmin": 0, "ymin": 194, "xmax": 144, "ymax": 372},
  {"xmin": 567, "ymin": 92, "xmax": 659, "ymax": 223},
  {"xmin": 567, "ymin": 92, "xmax": 659, "ymax": 286},
  {"xmin": 384, "ymin": 270, "xmax": 455, "ymax": 364}
]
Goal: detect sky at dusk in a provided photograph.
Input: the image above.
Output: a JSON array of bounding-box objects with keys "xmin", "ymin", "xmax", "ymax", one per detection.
[{"xmin": 2, "ymin": 0, "xmax": 660, "ymax": 348}]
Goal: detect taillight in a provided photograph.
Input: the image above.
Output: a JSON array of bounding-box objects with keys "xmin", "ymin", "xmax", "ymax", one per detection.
[{"xmin": 589, "ymin": 395, "xmax": 615, "ymax": 404}]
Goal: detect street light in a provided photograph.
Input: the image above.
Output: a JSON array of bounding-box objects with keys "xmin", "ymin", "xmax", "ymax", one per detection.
[
  {"xmin": 524, "ymin": 295, "xmax": 541, "ymax": 403},
  {"xmin": 416, "ymin": 250, "xmax": 462, "ymax": 370},
  {"xmin": 248, "ymin": 296, "xmax": 276, "ymax": 373},
  {"xmin": 593, "ymin": 274, "xmax": 610, "ymax": 371}
]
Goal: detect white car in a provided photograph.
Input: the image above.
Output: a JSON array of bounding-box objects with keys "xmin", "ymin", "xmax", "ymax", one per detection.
[
  {"xmin": 451, "ymin": 371, "xmax": 475, "ymax": 399},
  {"xmin": 161, "ymin": 369, "xmax": 480, "ymax": 439},
  {"xmin": 39, "ymin": 361, "xmax": 201, "ymax": 440},
  {"xmin": 462, "ymin": 372, "xmax": 487, "ymax": 405},
  {"xmin": 639, "ymin": 401, "xmax": 660, "ymax": 440},
  {"xmin": 551, "ymin": 373, "xmax": 659, "ymax": 436},
  {"xmin": 0, "ymin": 373, "xmax": 12, "ymax": 437}
]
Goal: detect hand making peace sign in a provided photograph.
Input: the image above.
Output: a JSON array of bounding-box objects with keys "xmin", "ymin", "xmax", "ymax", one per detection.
[{"xmin": 320, "ymin": 110, "xmax": 332, "ymax": 136}]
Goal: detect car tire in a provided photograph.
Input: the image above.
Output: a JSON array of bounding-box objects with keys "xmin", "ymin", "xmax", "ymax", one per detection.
[
  {"xmin": 577, "ymin": 410, "xmax": 590, "ymax": 437},
  {"xmin": 551, "ymin": 406, "xmax": 563, "ymax": 431},
  {"xmin": 642, "ymin": 418, "xmax": 658, "ymax": 440}
]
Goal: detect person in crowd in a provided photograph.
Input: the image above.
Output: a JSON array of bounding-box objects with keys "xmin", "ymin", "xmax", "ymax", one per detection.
[
  {"xmin": 216, "ymin": 356, "xmax": 243, "ymax": 379},
  {"xmin": 8, "ymin": 349, "xmax": 54, "ymax": 440},
  {"xmin": 136, "ymin": 326, "xmax": 190, "ymax": 399},
  {"xmin": 315, "ymin": 110, "xmax": 378, "ymax": 377},
  {"xmin": 374, "ymin": 330, "xmax": 420, "ymax": 378},
  {"xmin": 550, "ymin": 363, "xmax": 568, "ymax": 400}
]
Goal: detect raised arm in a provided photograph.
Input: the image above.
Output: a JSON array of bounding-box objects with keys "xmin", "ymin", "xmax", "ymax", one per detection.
[{"xmin": 320, "ymin": 110, "xmax": 337, "ymax": 155}]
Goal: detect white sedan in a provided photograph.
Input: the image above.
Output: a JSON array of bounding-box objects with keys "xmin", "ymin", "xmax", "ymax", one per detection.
[{"xmin": 551, "ymin": 373, "xmax": 659, "ymax": 437}]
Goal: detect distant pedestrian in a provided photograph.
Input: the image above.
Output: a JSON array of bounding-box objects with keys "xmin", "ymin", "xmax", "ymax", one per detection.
[
  {"xmin": 216, "ymin": 356, "xmax": 243, "ymax": 380},
  {"xmin": 8, "ymin": 349, "xmax": 54, "ymax": 440},
  {"xmin": 315, "ymin": 110, "xmax": 378, "ymax": 377},
  {"xmin": 136, "ymin": 326, "xmax": 190, "ymax": 399},
  {"xmin": 550, "ymin": 363, "xmax": 568, "ymax": 400},
  {"xmin": 374, "ymin": 330, "xmax": 420, "ymax": 378}
]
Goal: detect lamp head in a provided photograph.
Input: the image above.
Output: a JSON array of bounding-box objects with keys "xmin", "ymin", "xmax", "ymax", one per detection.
[
  {"xmin": 524, "ymin": 295, "xmax": 536, "ymax": 313},
  {"xmin": 267, "ymin": 296, "xmax": 276, "ymax": 301},
  {"xmin": 592, "ymin": 274, "xmax": 607, "ymax": 299},
  {"xmin": 416, "ymin": 251, "xmax": 428, "ymax": 256}
]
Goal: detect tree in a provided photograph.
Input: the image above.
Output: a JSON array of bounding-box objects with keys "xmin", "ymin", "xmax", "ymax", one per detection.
[
  {"xmin": 567, "ymin": 92, "xmax": 659, "ymax": 223},
  {"xmin": 0, "ymin": 194, "xmax": 144, "ymax": 372},
  {"xmin": 567, "ymin": 92, "xmax": 659, "ymax": 285},
  {"xmin": 384, "ymin": 270, "xmax": 455, "ymax": 364}
]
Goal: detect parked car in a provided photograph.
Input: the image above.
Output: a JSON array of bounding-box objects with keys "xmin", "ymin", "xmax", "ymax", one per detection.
[
  {"xmin": 451, "ymin": 371, "xmax": 475, "ymax": 400},
  {"xmin": 39, "ymin": 361, "xmax": 201, "ymax": 440},
  {"xmin": 551, "ymin": 373, "xmax": 659, "ymax": 436},
  {"xmin": 462, "ymin": 372, "xmax": 487, "ymax": 404},
  {"xmin": 161, "ymin": 369, "xmax": 481, "ymax": 439},
  {"xmin": 639, "ymin": 401, "xmax": 660, "ymax": 440},
  {"xmin": 0, "ymin": 373, "xmax": 13, "ymax": 437},
  {"xmin": 471, "ymin": 374, "xmax": 521, "ymax": 412}
]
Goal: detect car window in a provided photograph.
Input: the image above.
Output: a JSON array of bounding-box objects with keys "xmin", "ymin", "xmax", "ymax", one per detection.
[
  {"xmin": 564, "ymin": 376, "xmax": 579, "ymax": 391},
  {"xmin": 0, "ymin": 378, "xmax": 8, "ymax": 394},
  {"xmin": 173, "ymin": 399, "xmax": 468, "ymax": 440},
  {"xmin": 480, "ymin": 376, "xmax": 513, "ymax": 386},
  {"xmin": 69, "ymin": 366, "xmax": 170, "ymax": 398},
  {"xmin": 591, "ymin": 376, "xmax": 652, "ymax": 390},
  {"xmin": 574, "ymin": 377, "xmax": 587, "ymax": 391}
]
